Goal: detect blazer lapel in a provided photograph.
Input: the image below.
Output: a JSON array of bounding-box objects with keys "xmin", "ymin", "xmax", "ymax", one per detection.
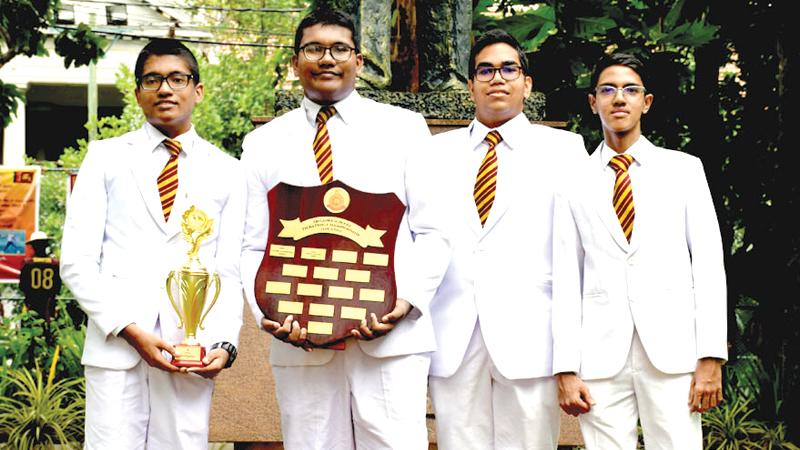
[
  {"xmin": 588, "ymin": 149, "xmax": 630, "ymax": 252},
  {"xmin": 454, "ymin": 130, "xmax": 483, "ymax": 237},
  {"xmin": 128, "ymin": 129, "xmax": 170, "ymax": 234}
]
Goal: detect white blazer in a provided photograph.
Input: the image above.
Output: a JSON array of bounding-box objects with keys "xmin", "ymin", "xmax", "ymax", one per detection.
[
  {"xmin": 61, "ymin": 125, "xmax": 246, "ymax": 370},
  {"xmin": 429, "ymin": 115, "xmax": 587, "ymax": 380},
  {"xmin": 552, "ymin": 137, "xmax": 728, "ymax": 380}
]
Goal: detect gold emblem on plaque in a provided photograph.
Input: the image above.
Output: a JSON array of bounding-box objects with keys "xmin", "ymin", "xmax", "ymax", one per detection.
[
  {"xmin": 323, "ymin": 187, "xmax": 350, "ymax": 214},
  {"xmin": 165, "ymin": 206, "xmax": 221, "ymax": 367}
]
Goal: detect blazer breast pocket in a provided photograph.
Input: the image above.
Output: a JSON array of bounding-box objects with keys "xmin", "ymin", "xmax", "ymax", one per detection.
[{"xmin": 583, "ymin": 290, "xmax": 610, "ymax": 305}]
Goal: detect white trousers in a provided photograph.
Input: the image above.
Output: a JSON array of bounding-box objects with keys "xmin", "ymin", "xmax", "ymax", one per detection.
[
  {"xmin": 429, "ymin": 325, "xmax": 560, "ymax": 450},
  {"xmin": 84, "ymin": 360, "xmax": 214, "ymax": 450},
  {"xmin": 579, "ymin": 331, "xmax": 702, "ymax": 450},
  {"xmin": 272, "ymin": 341, "xmax": 430, "ymax": 450}
]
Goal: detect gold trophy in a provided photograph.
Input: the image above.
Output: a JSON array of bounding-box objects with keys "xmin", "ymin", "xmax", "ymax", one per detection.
[{"xmin": 166, "ymin": 206, "xmax": 220, "ymax": 367}]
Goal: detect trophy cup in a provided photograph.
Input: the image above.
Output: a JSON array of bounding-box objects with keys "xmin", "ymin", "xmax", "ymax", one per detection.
[{"xmin": 166, "ymin": 205, "xmax": 220, "ymax": 367}]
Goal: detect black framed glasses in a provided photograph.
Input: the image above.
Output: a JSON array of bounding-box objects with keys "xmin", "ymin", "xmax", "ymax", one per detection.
[
  {"xmin": 138, "ymin": 73, "xmax": 194, "ymax": 91},
  {"xmin": 300, "ymin": 43, "xmax": 356, "ymax": 62},
  {"xmin": 595, "ymin": 85, "xmax": 647, "ymax": 98},
  {"xmin": 474, "ymin": 65, "xmax": 523, "ymax": 82}
]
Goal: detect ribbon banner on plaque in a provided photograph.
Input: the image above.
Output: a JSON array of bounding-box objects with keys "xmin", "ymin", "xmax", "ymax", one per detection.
[{"xmin": 255, "ymin": 181, "xmax": 405, "ymax": 347}]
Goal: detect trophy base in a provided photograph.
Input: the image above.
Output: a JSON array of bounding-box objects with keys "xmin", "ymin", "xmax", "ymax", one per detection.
[{"xmin": 173, "ymin": 343, "xmax": 206, "ymax": 368}]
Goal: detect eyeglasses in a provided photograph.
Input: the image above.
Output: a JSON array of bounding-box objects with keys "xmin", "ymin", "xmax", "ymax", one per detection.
[
  {"xmin": 299, "ymin": 43, "xmax": 356, "ymax": 62},
  {"xmin": 138, "ymin": 73, "xmax": 194, "ymax": 91},
  {"xmin": 595, "ymin": 85, "xmax": 647, "ymax": 98},
  {"xmin": 473, "ymin": 65, "xmax": 522, "ymax": 82}
]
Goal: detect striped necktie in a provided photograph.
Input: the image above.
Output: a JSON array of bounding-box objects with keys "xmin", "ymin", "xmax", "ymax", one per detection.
[
  {"xmin": 474, "ymin": 131, "xmax": 502, "ymax": 227},
  {"xmin": 158, "ymin": 138, "xmax": 182, "ymax": 222},
  {"xmin": 313, "ymin": 106, "xmax": 336, "ymax": 184},
  {"xmin": 609, "ymin": 153, "xmax": 635, "ymax": 242}
]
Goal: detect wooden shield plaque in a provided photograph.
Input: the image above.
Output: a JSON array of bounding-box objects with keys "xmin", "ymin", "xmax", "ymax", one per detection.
[{"xmin": 255, "ymin": 181, "xmax": 406, "ymax": 347}]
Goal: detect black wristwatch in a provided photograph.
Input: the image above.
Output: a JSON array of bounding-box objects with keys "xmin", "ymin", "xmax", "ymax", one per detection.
[{"xmin": 210, "ymin": 341, "xmax": 237, "ymax": 368}]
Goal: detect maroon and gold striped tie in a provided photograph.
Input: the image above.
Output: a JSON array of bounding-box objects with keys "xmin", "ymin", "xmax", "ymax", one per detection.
[
  {"xmin": 609, "ymin": 153, "xmax": 635, "ymax": 242},
  {"xmin": 313, "ymin": 106, "xmax": 336, "ymax": 184},
  {"xmin": 158, "ymin": 138, "xmax": 181, "ymax": 222},
  {"xmin": 474, "ymin": 131, "xmax": 502, "ymax": 227}
]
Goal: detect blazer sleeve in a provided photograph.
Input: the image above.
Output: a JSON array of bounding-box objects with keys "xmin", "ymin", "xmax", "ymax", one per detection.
[
  {"xmin": 396, "ymin": 113, "xmax": 452, "ymax": 318},
  {"xmin": 239, "ymin": 132, "xmax": 271, "ymax": 326},
  {"xmin": 551, "ymin": 176, "xmax": 586, "ymax": 375},
  {"xmin": 204, "ymin": 156, "xmax": 246, "ymax": 347},
  {"xmin": 686, "ymin": 158, "xmax": 728, "ymax": 361},
  {"xmin": 60, "ymin": 141, "xmax": 130, "ymax": 337}
]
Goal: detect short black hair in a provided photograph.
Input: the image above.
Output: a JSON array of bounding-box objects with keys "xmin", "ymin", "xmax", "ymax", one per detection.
[
  {"xmin": 468, "ymin": 29, "xmax": 530, "ymax": 79},
  {"xmin": 293, "ymin": 9, "xmax": 360, "ymax": 55},
  {"xmin": 590, "ymin": 52, "xmax": 647, "ymax": 90},
  {"xmin": 134, "ymin": 38, "xmax": 200, "ymax": 86}
]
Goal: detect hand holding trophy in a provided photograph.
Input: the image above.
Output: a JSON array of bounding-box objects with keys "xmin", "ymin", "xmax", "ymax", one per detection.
[{"xmin": 166, "ymin": 206, "xmax": 220, "ymax": 367}]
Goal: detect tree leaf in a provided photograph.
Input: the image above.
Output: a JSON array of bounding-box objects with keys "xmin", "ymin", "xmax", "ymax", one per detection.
[
  {"xmin": 664, "ymin": 0, "xmax": 686, "ymax": 31},
  {"xmin": 495, "ymin": 5, "xmax": 556, "ymax": 44},
  {"xmin": 573, "ymin": 16, "xmax": 617, "ymax": 40},
  {"xmin": 665, "ymin": 20, "xmax": 720, "ymax": 47}
]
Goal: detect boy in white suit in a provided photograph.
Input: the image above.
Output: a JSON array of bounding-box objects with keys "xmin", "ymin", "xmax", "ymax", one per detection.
[
  {"xmin": 239, "ymin": 9, "xmax": 450, "ymax": 449},
  {"xmin": 61, "ymin": 39, "xmax": 245, "ymax": 449},
  {"xmin": 552, "ymin": 52, "xmax": 727, "ymax": 449},
  {"xmin": 427, "ymin": 30, "xmax": 587, "ymax": 449}
]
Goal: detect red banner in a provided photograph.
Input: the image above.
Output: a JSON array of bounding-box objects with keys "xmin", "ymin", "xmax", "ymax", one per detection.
[{"xmin": 0, "ymin": 167, "xmax": 40, "ymax": 282}]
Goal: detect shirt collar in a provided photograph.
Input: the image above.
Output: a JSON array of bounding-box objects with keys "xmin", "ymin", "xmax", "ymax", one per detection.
[
  {"xmin": 144, "ymin": 122, "xmax": 198, "ymax": 154},
  {"xmin": 599, "ymin": 134, "xmax": 653, "ymax": 168},
  {"xmin": 302, "ymin": 90, "xmax": 360, "ymax": 127},
  {"xmin": 468, "ymin": 112, "xmax": 528, "ymax": 152}
]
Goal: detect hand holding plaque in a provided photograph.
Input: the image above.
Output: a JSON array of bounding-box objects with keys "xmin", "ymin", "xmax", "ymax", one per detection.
[{"xmin": 166, "ymin": 206, "xmax": 220, "ymax": 367}]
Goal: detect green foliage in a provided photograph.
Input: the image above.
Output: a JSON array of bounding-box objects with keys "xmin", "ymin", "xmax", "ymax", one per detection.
[
  {"xmin": 0, "ymin": 298, "xmax": 86, "ymax": 381},
  {"xmin": 0, "ymin": 358, "xmax": 85, "ymax": 449},
  {"xmin": 703, "ymin": 398, "xmax": 766, "ymax": 449},
  {"xmin": 54, "ymin": 23, "xmax": 107, "ymax": 69},
  {"xmin": 0, "ymin": 80, "xmax": 23, "ymax": 127},
  {"xmin": 182, "ymin": 0, "xmax": 304, "ymax": 155},
  {"xmin": 756, "ymin": 422, "xmax": 800, "ymax": 450},
  {"xmin": 703, "ymin": 397, "xmax": 800, "ymax": 450},
  {"xmin": 193, "ymin": 47, "xmax": 294, "ymax": 156}
]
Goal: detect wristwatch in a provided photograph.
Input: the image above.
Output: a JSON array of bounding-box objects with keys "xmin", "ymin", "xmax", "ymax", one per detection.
[{"xmin": 210, "ymin": 341, "xmax": 237, "ymax": 368}]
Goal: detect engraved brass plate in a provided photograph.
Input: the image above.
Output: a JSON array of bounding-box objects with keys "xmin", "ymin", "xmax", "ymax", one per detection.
[
  {"xmin": 297, "ymin": 283, "xmax": 323, "ymax": 297},
  {"xmin": 301, "ymin": 247, "xmax": 327, "ymax": 261},
  {"xmin": 308, "ymin": 321, "xmax": 333, "ymax": 335},
  {"xmin": 265, "ymin": 281, "xmax": 291, "ymax": 295},
  {"xmin": 332, "ymin": 249, "xmax": 358, "ymax": 263},
  {"xmin": 313, "ymin": 266, "xmax": 339, "ymax": 280},
  {"xmin": 278, "ymin": 300, "xmax": 304, "ymax": 314},
  {"xmin": 345, "ymin": 269, "xmax": 370, "ymax": 283},
  {"xmin": 309, "ymin": 303, "xmax": 335, "ymax": 317},
  {"xmin": 360, "ymin": 288, "xmax": 385, "ymax": 302},
  {"xmin": 282, "ymin": 264, "xmax": 308, "ymax": 277},
  {"xmin": 340, "ymin": 306, "xmax": 367, "ymax": 320},
  {"xmin": 363, "ymin": 252, "xmax": 389, "ymax": 266},
  {"xmin": 328, "ymin": 286, "xmax": 354, "ymax": 300},
  {"xmin": 269, "ymin": 244, "xmax": 295, "ymax": 258}
]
